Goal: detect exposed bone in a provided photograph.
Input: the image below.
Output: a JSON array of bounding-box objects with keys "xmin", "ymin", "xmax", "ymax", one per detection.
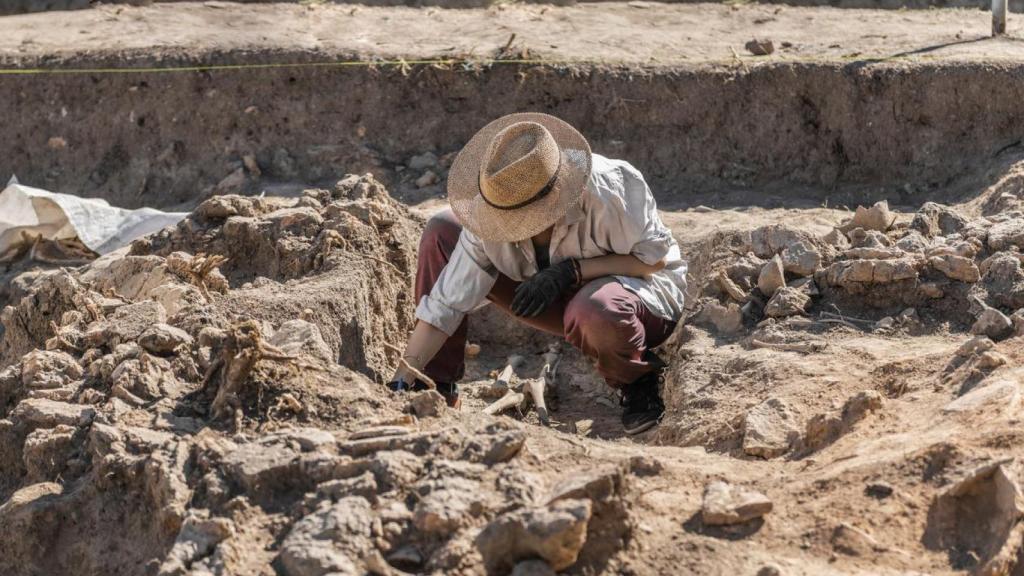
[
  {"xmin": 483, "ymin": 355, "xmax": 525, "ymax": 399},
  {"xmin": 532, "ymin": 344, "xmax": 563, "ymax": 426},
  {"xmin": 483, "ymin": 391, "xmax": 526, "ymax": 416},
  {"xmin": 483, "ymin": 345, "xmax": 561, "ymax": 425},
  {"xmin": 749, "ymin": 338, "xmax": 825, "ymax": 354}
]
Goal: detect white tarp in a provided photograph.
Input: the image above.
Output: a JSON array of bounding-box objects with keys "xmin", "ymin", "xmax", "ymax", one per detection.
[{"xmin": 0, "ymin": 179, "xmax": 187, "ymax": 256}]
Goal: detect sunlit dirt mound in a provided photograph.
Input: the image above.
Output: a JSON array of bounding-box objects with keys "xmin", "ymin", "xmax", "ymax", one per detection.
[{"xmin": 2, "ymin": 173, "xmax": 1024, "ymax": 575}]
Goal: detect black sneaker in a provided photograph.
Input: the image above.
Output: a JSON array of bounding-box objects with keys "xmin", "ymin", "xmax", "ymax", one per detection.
[
  {"xmin": 434, "ymin": 381, "xmax": 461, "ymax": 409},
  {"xmin": 620, "ymin": 369, "xmax": 665, "ymax": 435}
]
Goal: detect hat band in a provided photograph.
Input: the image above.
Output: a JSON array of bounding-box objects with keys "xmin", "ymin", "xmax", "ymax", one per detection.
[{"xmin": 478, "ymin": 155, "xmax": 561, "ymax": 211}]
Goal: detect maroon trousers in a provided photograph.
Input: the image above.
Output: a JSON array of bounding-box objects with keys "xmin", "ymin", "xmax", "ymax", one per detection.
[{"xmin": 417, "ymin": 210, "xmax": 676, "ymax": 389}]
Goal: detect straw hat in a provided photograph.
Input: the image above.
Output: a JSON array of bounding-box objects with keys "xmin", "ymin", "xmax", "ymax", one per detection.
[{"xmin": 447, "ymin": 113, "xmax": 592, "ymax": 243}]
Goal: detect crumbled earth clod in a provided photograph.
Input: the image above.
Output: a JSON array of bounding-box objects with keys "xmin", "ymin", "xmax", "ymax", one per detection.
[{"xmin": 701, "ymin": 481, "xmax": 773, "ymax": 525}]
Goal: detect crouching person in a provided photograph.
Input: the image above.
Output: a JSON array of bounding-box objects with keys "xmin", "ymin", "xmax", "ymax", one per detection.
[{"xmin": 389, "ymin": 113, "xmax": 687, "ymax": 435}]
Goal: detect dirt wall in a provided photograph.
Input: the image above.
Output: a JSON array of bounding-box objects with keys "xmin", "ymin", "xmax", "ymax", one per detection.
[
  {"xmin": 3, "ymin": 57, "xmax": 1024, "ymax": 209},
  {"xmin": 2, "ymin": 0, "xmax": 1018, "ymax": 14}
]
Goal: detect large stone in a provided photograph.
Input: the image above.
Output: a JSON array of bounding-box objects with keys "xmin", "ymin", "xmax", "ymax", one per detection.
[
  {"xmin": 11, "ymin": 399, "xmax": 95, "ymax": 428},
  {"xmin": 22, "ymin": 424, "xmax": 76, "ymax": 481},
  {"xmin": 847, "ymin": 228, "xmax": 891, "ymax": 249},
  {"xmin": 701, "ymin": 481, "xmax": 773, "ymax": 526},
  {"xmin": 413, "ymin": 488, "xmax": 479, "ymax": 536},
  {"xmin": 21, "ymin": 350, "xmax": 82, "ymax": 389},
  {"xmin": 822, "ymin": 257, "xmax": 921, "ymax": 286},
  {"xmin": 943, "ymin": 380, "xmax": 1020, "ymax": 415},
  {"xmin": 895, "ymin": 231, "xmax": 930, "ymax": 253},
  {"xmin": 750, "ymin": 225, "xmax": 813, "ymax": 258},
  {"xmin": 693, "ymin": 301, "xmax": 744, "ymax": 334},
  {"xmin": 267, "ymin": 207, "xmax": 324, "ymax": 237},
  {"xmin": 547, "ymin": 465, "xmax": 625, "ymax": 505},
  {"xmin": 971, "ymin": 308, "xmax": 1014, "ymax": 342},
  {"xmin": 844, "ymin": 246, "xmax": 905, "ymax": 260},
  {"xmin": 268, "ymin": 320, "xmax": 334, "ymax": 363},
  {"xmin": 929, "ymin": 254, "xmax": 981, "ymax": 283},
  {"xmin": 139, "ymin": 323, "xmax": 194, "ymax": 356},
  {"xmin": 476, "ymin": 499, "xmax": 592, "ymax": 573},
  {"xmin": 764, "ymin": 286, "xmax": 810, "ymax": 318},
  {"xmin": 85, "ymin": 300, "xmax": 168, "ymax": 348},
  {"xmin": 743, "ymin": 398, "xmax": 799, "ymax": 458},
  {"xmin": 408, "ymin": 390, "xmax": 446, "ymax": 418},
  {"xmin": 757, "ymin": 255, "xmax": 786, "ymax": 297},
  {"xmin": 823, "ymin": 229, "xmax": 850, "ymax": 249},
  {"xmin": 780, "ymin": 241, "xmax": 822, "ymax": 277},
  {"xmin": 158, "ymin": 512, "xmax": 235, "ymax": 576},
  {"xmin": 278, "ymin": 497, "xmax": 377, "ymax": 576},
  {"xmin": 843, "ymin": 201, "xmax": 893, "ymax": 232},
  {"xmin": 923, "ymin": 459, "xmax": 1023, "ymax": 573},
  {"xmin": 910, "ymin": 202, "xmax": 968, "ymax": 237},
  {"xmin": 987, "ymin": 218, "xmax": 1024, "ymax": 251},
  {"xmin": 222, "ymin": 441, "xmax": 301, "ymax": 493}
]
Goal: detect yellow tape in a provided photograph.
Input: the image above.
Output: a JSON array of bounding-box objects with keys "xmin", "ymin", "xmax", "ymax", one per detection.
[{"xmin": 0, "ymin": 58, "xmax": 552, "ymax": 75}]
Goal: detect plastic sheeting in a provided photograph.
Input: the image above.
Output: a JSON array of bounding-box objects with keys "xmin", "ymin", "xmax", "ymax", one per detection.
[{"xmin": 0, "ymin": 179, "xmax": 187, "ymax": 256}]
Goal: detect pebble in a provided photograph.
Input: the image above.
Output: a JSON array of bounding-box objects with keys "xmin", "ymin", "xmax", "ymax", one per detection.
[{"xmin": 745, "ymin": 38, "xmax": 775, "ymax": 55}]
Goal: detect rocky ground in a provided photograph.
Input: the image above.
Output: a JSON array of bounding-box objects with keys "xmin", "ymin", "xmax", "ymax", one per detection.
[{"xmin": 1, "ymin": 154, "xmax": 1023, "ymax": 575}]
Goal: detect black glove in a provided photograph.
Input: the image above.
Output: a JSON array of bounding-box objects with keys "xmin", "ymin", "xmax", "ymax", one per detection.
[{"xmin": 511, "ymin": 259, "xmax": 580, "ymax": 318}]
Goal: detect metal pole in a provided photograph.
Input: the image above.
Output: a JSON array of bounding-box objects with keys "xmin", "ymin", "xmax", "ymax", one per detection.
[{"xmin": 994, "ymin": 0, "xmax": 1007, "ymax": 36}]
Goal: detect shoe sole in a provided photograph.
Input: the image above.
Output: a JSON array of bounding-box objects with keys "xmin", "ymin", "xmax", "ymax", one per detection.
[{"xmin": 623, "ymin": 418, "xmax": 660, "ymax": 435}]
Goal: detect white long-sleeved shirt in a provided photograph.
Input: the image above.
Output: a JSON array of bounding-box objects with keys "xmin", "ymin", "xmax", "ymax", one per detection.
[{"xmin": 416, "ymin": 154, "xmax": 688, "ymax": 336}]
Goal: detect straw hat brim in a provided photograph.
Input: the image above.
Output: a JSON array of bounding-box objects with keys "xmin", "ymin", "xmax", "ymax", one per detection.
[{"xmin": 447, "ymin": 113, "xmax": 592, "ymax": 243}]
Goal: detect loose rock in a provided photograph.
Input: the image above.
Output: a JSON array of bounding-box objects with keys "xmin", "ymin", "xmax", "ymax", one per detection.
[
  {"xmin": 757, "ymin": 255, "xmax": 786, "ymax": 297},
  {"xmin": 764, "ymin": 286, "xmax": 810, "ymax": 318},
  {"xmin": 693, "ymin": 300, "xmax": 744, "ymax": 334},
  {"xmin": 743, "ymin": 398, "xmax": 799, "ymax": 458},
  {"xmin": 701, "ymin": 481, "xmax": 773, "ymax": 525},
  {"xmin": 476, "ymin": 499, "xmax": 592, "ymax": 573},
  {"xmin": 780, "ymin": 241, "xmax": 822, "ymax": 277},
  {"xmin": 971, "ymin": 308, "xmax": 1014, "ymax": 341},
  {"xmin": 139, "ymin": 323, "xmax": 194, "ymax": 356},
  {"xmin": 929, "ymin": 254, "xmax": 981, "ymax": 283},
  {"xmin": 408, "ymin": 389, "xmax": 446, "ymax": 418},
  {"xmin": 842, "ymin": 201, "xmax": 894, "ymax": 233},
  {"xmin": 745, "ymin": 38, "xmax": 775, "ymax": 55}
]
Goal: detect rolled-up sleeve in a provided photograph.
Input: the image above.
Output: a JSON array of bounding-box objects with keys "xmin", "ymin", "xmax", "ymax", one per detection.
[
  {"xmin": 415, "ymin": 230, "xmax": 497, "ymax": 336},
  {"xmin": 603, "ymin": 162, "xmax": 673, "ymax": 265}
]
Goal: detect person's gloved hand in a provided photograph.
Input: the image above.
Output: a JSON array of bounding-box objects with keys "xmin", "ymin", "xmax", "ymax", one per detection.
[{"xmin": 511, "ymin": 259, "xmax": 580, "ymax": 317}]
